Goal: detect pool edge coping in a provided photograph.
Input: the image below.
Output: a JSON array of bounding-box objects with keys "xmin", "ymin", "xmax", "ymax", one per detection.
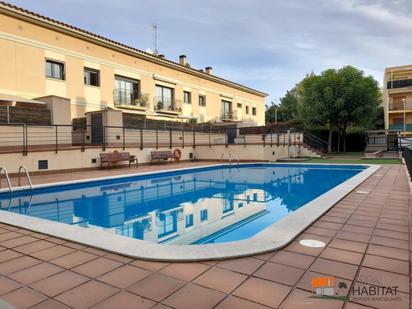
[{"xmin": 0, "ymin": 162, "xmax": 380, "ymax": 261}]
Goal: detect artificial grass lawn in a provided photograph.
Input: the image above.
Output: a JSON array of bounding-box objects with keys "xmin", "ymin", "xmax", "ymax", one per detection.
[{"xmin": 305, "ymin": 158, "xmax": 402, "ymax": 164}]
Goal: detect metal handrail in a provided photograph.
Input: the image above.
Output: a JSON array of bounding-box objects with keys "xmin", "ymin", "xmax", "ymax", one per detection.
[
  {"xmin": 221, "ymin": 153, "xmax": 232, "ymax": 164},
  {"xmin": 0, "ymin": 167, "xmax": 12, "ymax": 193},
  {"xmin": 18, "ymin": 165, "xmax": 33, "ymax": 189}
]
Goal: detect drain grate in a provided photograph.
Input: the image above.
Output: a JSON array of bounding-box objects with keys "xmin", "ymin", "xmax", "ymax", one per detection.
[{"xmin": 299, "ymin": 239, "xmax": 326, "ymax": 248}]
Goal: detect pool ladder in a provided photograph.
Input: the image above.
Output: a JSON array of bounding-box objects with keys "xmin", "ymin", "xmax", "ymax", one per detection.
[
  {"xmin": 0, "ymin": 165, "xmax": 33, "ymax": 194},
  {"xmin": 221, "ymin": 153, "xmax": 240, "ymax": 165}
]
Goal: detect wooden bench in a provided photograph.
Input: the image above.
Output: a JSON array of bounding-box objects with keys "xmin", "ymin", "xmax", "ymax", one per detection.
[
  {"xmin": 100, "ymin": 152, "xmax": 138, "ymax": 169},
  {"xmin": 151, "ymin": 151, "xmax": 173, "ymax": 164}
]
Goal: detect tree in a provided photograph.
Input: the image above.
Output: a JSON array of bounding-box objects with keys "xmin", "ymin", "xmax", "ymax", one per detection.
[
  {"xmin": 265, "ymin": 88, "xmax": 299, "ymax": 123},
  {"xmin": 298, "ymin": 66, "xmax": 381, "ymax": 152}
]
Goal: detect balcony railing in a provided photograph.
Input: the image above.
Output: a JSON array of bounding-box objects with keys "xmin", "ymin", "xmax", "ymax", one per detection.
[
  {"xmin": 114, "ymin": 90, "xmax": 149, "ymax": 109},
  {"xmin": 389, "ymin": 124, "xmax": 412, "ymax": 131},
  {"xmin": 387, "ymin": 79, "xmax": 412, "ymax": 89},
  {"xmin": 153, "ymin": 97, "xmax": 182, "ymax": 114},
  {"xmin": 221, "ymin": 111, "xmax": 238, "ymax": 121},
  {"xmin": 389, "ymin": 101, "xmax": 412, "ymax": 111}
]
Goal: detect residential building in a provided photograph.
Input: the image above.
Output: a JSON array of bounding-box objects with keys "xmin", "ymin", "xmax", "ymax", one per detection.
[
  {"xmin": 384, "ymin": 64, "xmax": 412, "ymax": 135},
  {"xmin": 0, "ymin": 2, "xmax": 266, "ymax": 129}
]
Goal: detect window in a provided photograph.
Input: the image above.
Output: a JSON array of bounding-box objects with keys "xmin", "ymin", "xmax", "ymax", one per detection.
[
  {"xmin": 84, "ymin": 67, "xmax": 100, "ymax": 86},
  {"xmin": 183, "ymin": 91, "xmax": 191, "ymax": 104},
  {"xmin": 199, "ymin": 95, "xmax": 206, "ymax": 107},
  {"xmin": 237, "ymin": 103, "xmax": 242, "ymax": 108},
  {"xmin": 115, "ymin": 76, "xmax": 140, "ymax": 105},
  {"xmin": 45, "ymin": 59, "xmax": 65, "ymax": 80},
  {"xmin": 200, "ymin": 209, "xmax": 208, "ymax": 222},
  {"xmin": 185, "ymin": 214, "xmax": 194, "ymax": 228},
  {"xmin": 221, "ymin": 100, "xmax": 232, "ymax": 118},
  {"xmin": 252, "ymin": 107, "xmax": 257, "ymax": 116},
  {"xmin": 155, "ymin": 85, "xmax": 174, "ymax": 109},
  {"xmin": 245, "ymin": 105, "xmax": 249, "ymax": 114}
]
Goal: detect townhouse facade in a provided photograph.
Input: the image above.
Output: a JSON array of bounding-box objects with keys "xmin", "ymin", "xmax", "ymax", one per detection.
[
  {"xmin": 0, "ymin": 2, "xmax": 266, "ymax": 130},
  {"xmin": 384, "ymin": 64, "xmax": 412, "ymax": 135}
]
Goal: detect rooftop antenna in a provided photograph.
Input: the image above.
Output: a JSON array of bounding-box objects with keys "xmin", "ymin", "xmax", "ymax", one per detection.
[{"xmin": 152, "ymin": 23, "xmax": 158, "ymax": 55}]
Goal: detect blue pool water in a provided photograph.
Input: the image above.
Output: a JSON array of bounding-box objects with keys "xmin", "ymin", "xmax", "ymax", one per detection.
[{"xmin": 0, "ymin": 164, "xmax": 365, "ymax": 245}]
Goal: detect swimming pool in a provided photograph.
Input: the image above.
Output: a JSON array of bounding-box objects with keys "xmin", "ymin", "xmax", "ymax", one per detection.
[{"xmin": 0, "ymin": 163, "xmax": 378, "ymax": 260}]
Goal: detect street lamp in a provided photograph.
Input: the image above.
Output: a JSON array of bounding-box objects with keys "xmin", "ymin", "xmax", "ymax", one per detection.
[
  {"xmin": 271, "ymin": 101, "xmax": 280, "ymax": 124},
  {"xmin": 403, "ymin": 98, "xmax": 406, "ymax": 133}
]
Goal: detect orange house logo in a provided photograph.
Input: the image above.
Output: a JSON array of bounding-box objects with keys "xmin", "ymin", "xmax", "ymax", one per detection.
[{"xmin": 310, "ymin": 276, "xmax": 348, "ymax": 301}]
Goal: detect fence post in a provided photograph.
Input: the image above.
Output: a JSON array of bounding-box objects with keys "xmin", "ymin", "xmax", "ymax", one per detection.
[
  {"xmin": 122, "ymin": 126, "xmax": 126, "ymax": 150},
  {"xmin": 192, "ymin": 125, "xmax": 196, "ymax": 149},
  {"xmin": 182, "ymin": 127, "xmax": 185, "ymax": 148},
  {"xmin": 209, "ymin": 127, "xmax": 211, "ymax": 148},
  {"xmin": 22, "ymin": 124, "xmax": 26, "ymax": 156},
  {"xmin": 156, "ymin": 128, "xmax": 159, "ymax": 149},
  {"xmin": 283, "ymin": 132, "xmax": 286, "ymax": 146},
  {"xmin": 102, "ymin": 126, "xmax": 106, "ymax": 151},
  {"xmin": 55, "ymin": 125, "xmax": 58, "ymax": 154},
  {"xmin": 169, "ymin": 129, "xmax": 172, "ymax": 149},
  {"xmin": 277, "ymin": 132, "xmax": 280, "ymax": 147},
  {"xmin": 270, "ymin": 127, "xmax": 273, "ymax": 147},
  {"xmin": 225, "ymin": 127, "xmax": 228, "ymax": 148},
  {"xmin": 81, "ymin": 129, "xmax": 85, "ymax": 152},
  {"xmin": 140, "ymin": 128, "xmax": 143, "ymax": 150}
]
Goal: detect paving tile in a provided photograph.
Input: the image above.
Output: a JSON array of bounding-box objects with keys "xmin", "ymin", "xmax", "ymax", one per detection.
[
  {"xmin": 362, "ymin": 255, "xmax": 409, "ymax": 275},
  {"xmin": 304, "ymin": 226, "xmax": 337, "ymax": 237},
  {"xmin": 13, "ymin": 240, "xmax": 56, "ymax": 254},
  {"xmin": 31, "ymin": 270, "xmax": 89, "ymax": 297},
  {"xmin": 0, "ymin": 255, "xmax": 41, "ymax": 275},
  {"xmin": 320, "ymin": 247, "xmax": 363, "ymax": 265},
  {"xmin": 104, "ymin": 253, "xmax": 133, "ymax": 264},
  {"xmin": 341, "ymin": 225, "xmax": 374, "ymax": 235},
  {"xmin": 0, "ymin": 232, "xmax": 23, "ymax": 242},
  {"xmin": 160, "ymin": 262, "xmax": 209, "ymax": 281},
  {"xmin": 217, "ymin": 257, "xmax": 264, "ymax": 275},
  {"xmin": 233, "ymin": 277, "xmax": 291, "ymax": 308},
  {"xmin": 373, "ymin": 229, "xmax": 409, "ymax": 241},
  {"xmin": 91, "ymin": 291, "xmax": 155, "ymax": 309},
  {"xmin": 163, "ymin": 283, "xmax": 226, "ymax": 309},
  {"xmin": 216, "ymin": 295, "xmax": 271, "ymax": 309},
  {"xmin": 0, "ymin": 249, "xmax": 22, "ymax": 263},
  {"xmin": 98, "ymin": 265, "xmax": 152, "ymax": 288},
  {"xmin": 344, "ymin": 302, "xmax": 374, "ymax": 309},
  {"xmin": 30, "ymin": 245, "xmax": 75, "ymax": 261},
  {"xmin": 253, "ymin": 251, "xmax": 275, "ymax": 261},
  {"xmin": 130, "ymin": 259, "xmax": 169, "ymax": 271},
  {"xmin": 82, "ymin": 246, "xmax": 108, "ymax": 256},
  {"xmin": 193, "ymin": 267, "xmax": 247, "ymax": 293},
  {"xmin": 310, "ymin": 258, "xmax": 358, "ymax": 280},
  {"xmin": 284, "ymin": 241, "xmax": 324, "ymax": 257},
  {"xmin": 30, "ymin": 299, "xmax": 71, "ymax": 309},
  {"xmin": 328, "ymin": 239, "xmax": 368, "ymax": 253},
  {"xmin": 127, "ymin": 273, "xmax": 186, "ymax": 302},
  {"xmin": 1, "ymin": 287, "xmax": 47, "ymax": 308},
  {"xmin": 8, "ymin": 262, "xmax": 64, "ymax": 284},
  {"xmin": 50, "ymin": 250, "xmax": 98, "ymax": 268},
  {"xmin": 281, "ymin": 288, "xmax": 344, "ymax": 309},
  {"xmin": 55, "ymin": 280, "xmax": 119, "ymax": 308},
  {"xmin": 296, "ymin": 270, "xmax": 351, "ymax": 296},
  {"xmin": 270, "ymin": 251, "xmax": 316, "ymax": 270},
  {"xmin": 0, "ymin": 235, "xmax": 38, "ymax": 249},
  {"xmin": 72, "ymin": 256, "xmax": 123, "ymax": 278},
  {"xmin": 366, "ymin": 244, "xmax": 409, "ymax": 261},
  {"xmin": 0, "ymin": 276, "xmax": 22, "ymax": 296},
  {"xmin": 357, "ymin": 267, "xmax": 409, "ymax": 293},
  {"xmin": 375, "ymin": 222, "xmax": 408, "ymax": 233},
  {"xmin": 335, "ymin": 231, "xmax": 371, "ymax": 243},
  {"xmin": 254, "ymin": 261, "xmax": 305, "ymax": 286},
  {"xmin": 370, "ymin": 236, "xmax": 409, "ymax": 250},
  {"xmin": 312, "ymin": 221, "xmax": 343, "ymax": 230}
]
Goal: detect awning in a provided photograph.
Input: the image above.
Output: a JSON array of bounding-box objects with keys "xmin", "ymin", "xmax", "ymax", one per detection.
[{"xmin": 0, "ymin": 94, "xmax": 46, "ymax": 105}]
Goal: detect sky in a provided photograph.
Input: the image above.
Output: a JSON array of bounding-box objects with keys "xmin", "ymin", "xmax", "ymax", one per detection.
[{"xmin": 7, "ymin": 0, "xmax": 412, "ymax": 105}]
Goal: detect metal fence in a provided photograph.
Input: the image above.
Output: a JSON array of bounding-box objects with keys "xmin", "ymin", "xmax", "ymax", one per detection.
[
  {"xmin": 0, "ymin": 124, "xmax": 311, "ymax": 156},
  {"xmin": 404, "ymin": 146, "xmax": 412, "ymax": 180}
]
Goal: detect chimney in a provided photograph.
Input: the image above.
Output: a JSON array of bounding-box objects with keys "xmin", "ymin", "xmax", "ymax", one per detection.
[
  {"xmin": 158, "ymin": 54, "xmax": 165, "ymax": 59},
  {"xmin": 205, "ymin": 66, "xmax": 213, "ymax": 74},
  {"xmin": 179, "ymin": 55, "xmax": 187, "ymax": 66}
]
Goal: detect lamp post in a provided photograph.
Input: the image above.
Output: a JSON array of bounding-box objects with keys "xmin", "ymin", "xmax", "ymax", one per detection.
[
  {"xmin": 403, "ymin": 98, "xmax": 406, "ymax": 133},
  {"xmin": 271, "ymin": 101, "xmax": 280, "ymax": 124}
]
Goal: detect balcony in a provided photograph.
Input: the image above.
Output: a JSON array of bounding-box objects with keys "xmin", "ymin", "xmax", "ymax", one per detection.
[
  {"xmin": 389, "ymin": 124, "xmax": 412, "ymax": 131},
  {"xmin": 389, "ymin": 101, "xmax": 412, "ymax": 111},
  {"xmin": 153, "ymin": 97, "xmax": 182, "ymax": 115},
  {"xmin": 114, "ymin": 90, "xmax": 149, "ymax": 110},
  {"xmin": 387, "ymin": 79, "xmax": 412, "ymax": 90},
  {"xmin": 221, "ymin": 111, "xmax": 239, "ymax": 121}
]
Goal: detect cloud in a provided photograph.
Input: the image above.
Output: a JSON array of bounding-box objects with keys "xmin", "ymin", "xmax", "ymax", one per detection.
[{"xmin": 5, "ymin": 0, "xmax": 412, "ymax": 103}]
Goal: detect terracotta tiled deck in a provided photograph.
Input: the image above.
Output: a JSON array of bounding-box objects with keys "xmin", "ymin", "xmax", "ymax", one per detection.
[{"xmin": 0, "ymin": 163, "xmax": 410, "ymax": 308}]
